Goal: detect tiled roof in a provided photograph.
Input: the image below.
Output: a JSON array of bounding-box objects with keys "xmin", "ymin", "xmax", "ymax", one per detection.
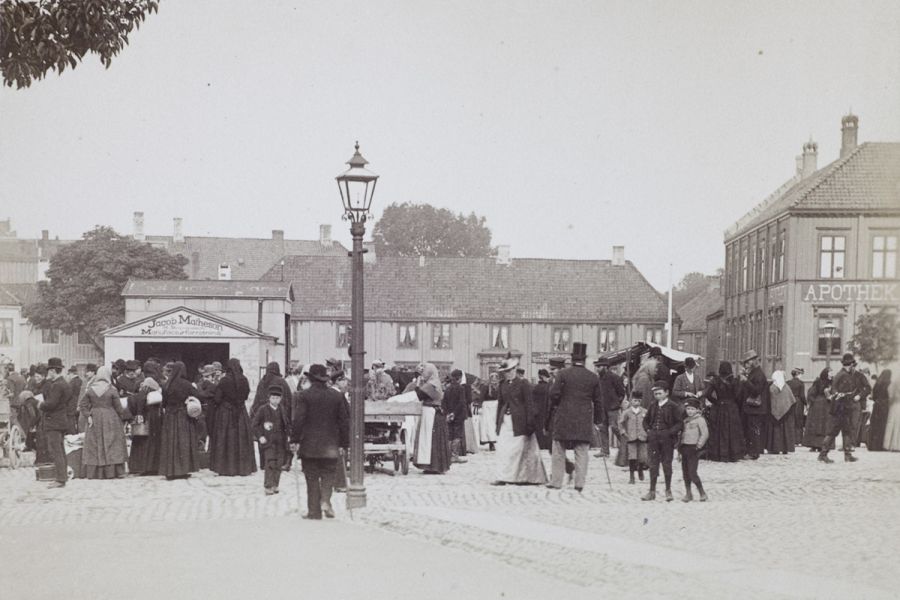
[
  {"xmin": 677, "ymin": 287, "xmax": 724, "ymax": 333},
  {"xmin": 0, "ymin": 238, "xmax": 38, "ymax": 261},
  {"xmin": 261, "ymin": 256, "xmax": 672, "ymax": 323},
  {"xmin": 0, "ymin": 283, "xmax": 39, "ymax": 307},
  {"xmin": 122, "ymin": 279, "xmax": 293, "ymax": 300},
  {"xmin": 145, "ymin": 236, "xmax": 349, "ymax": 280},
  {"xmin": 726, "ymin": 142, "xmax": 900, "ymax": 240}
]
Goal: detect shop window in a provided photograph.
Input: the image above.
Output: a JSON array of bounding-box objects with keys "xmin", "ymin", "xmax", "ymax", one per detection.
[
  {"xmin": 398, "ymin": 323, "xmax": 418, "ymax": 349},
  {"xmin": 77, "ymin": 329, "xmax": 92, "ymax": 345},
  {"xmin": 336, "ymin": 323, "xmax": 352, "ymax": 348},
  {"xmin": 431, "ymin": 323, "xmax": 451, "ymax": 349},
  {"xmin": 819, "ymin": 235, "xmax": 846, "ymax": 279},
  {"xmin": 598, "ymin": 327, "xmax": 617, "ymax": 353},
  {"xmin": 490, "ymin": 324, "xmax": 510, "ymax": 350},
  {"xmin": 645, "ymin": 327, "xmax": 663, "ymax": 345},
  {"xmin": 0, "ymin": 318, "xmax": 12, "ymax": 346},
  {"xmin": 872, "ymin": 234, "xmax": 898, "ymax": 279},
  {"xmin": 41, "ymin": 328, "xmax": 59, "ymax": 344},
  {"xmin": 551, "ymin": 326, "xmax": 572, "ymax": 352},
  {"xmin": 816, "ymin": 315, "xmax": 843, "ymax": 356}
]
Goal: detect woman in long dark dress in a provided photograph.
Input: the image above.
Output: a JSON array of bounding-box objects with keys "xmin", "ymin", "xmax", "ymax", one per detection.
[
  {"xmin": 867, "ymin": 370, "xmax": 892, "ymax": 451},
  {"xmin": 158, "ymin": 361, "xmax": 199, "ymax": 479},
  {"xmin": 210, "ymin": 358, "xmax": 257, "ymax": 476},
  {"xmin": 802, "ymin": 369, "xmax": 835, "ymax": 451},
  {"xmin": 80, "ymin": 366, "xmax": 128, "ymax": 479},
  {"xmin": 412, "ymin": 363, "xmax": 451, "ymax": 474},
  {"xmin": 127, "ymin": 360, "xmax": 163, "ymax": 475},
  {"xmin": 767, "ymin": 370, "xmax": 796, "ymax": 454},
  {"xmin": 705, "ymin": 361, "xmax": 746, "ymax": 462}
]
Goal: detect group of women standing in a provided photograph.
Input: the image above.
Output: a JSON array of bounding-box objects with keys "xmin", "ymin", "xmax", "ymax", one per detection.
[{"xmin": 75, "ymin": 357, "xmax": 258, "ymax": 480}]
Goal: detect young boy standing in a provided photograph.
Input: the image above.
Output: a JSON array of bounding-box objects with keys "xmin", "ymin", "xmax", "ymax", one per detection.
[
  {"xmin": 680, "ymin": 398, "xmax": 709, "ymax": 502},
  {"xmin": 618, "ymin": 392, "xmax": 648, "ymax": 484},
  {"xmin": 252, "ymin": 385, "xmax": 291, "ymax": 495},
  {"xmin": 641, "ymin": 381, "xmax": 684, "ymax": 502}
]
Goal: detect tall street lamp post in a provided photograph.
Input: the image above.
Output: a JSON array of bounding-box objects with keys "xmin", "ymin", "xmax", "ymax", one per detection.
[
  {"xmin": 335, "ymin": 142, "xmax": 378, "ymax": 510},
  {"xmin": 823, "ymin": 319, "xmax": 836, "ymax": 374}
]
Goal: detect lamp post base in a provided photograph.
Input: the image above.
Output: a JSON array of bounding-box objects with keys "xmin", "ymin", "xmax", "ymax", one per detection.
[{"xmin": 345, "ymin": 485, "xmax": 367, "ymax": 510}]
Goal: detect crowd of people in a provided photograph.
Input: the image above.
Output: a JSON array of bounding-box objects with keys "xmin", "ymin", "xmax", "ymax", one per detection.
[{"xmin": 2, "ymin": 344, "xmax": 899, "ymax": 508}]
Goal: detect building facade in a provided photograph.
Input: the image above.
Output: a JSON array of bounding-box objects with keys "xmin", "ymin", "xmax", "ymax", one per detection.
[
  {"xmin": 265, "ymin": 250, "xmax": 679, "ymax": 381},
  {"xmin": 676, "ymin": 280, "xmax": 724, "ymax": 367},
  {"xmin": 723, "ymin": 114, "xmax": 900, "ymax": 378}
]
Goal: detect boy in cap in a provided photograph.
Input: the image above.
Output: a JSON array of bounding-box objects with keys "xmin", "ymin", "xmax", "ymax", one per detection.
[
  {"xmin": 641, "ymin": 380, "xmax": 684, "ymax": 502},
  {"xmin": 680, "ymin": 398, "xmax": 709, "ymax": 502},
  {"xmin": 445, "ymin": 370, "xmax": 468, "ymax": 463},
  {"xmin": 252, "ymin": 384, "xmax": 291, "ymax": 495}
]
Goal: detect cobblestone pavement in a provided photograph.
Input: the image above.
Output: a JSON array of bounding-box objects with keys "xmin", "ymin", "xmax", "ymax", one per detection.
[{"xmin": 2, "ymin": 446, "xmax": 898, "ymax": 599}]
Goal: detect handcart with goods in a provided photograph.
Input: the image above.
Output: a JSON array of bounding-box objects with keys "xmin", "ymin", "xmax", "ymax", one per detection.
[
  {"xmin": 0, "ymin": 384, "xmax": 27, "ymax": 469},
  {"xmin": 363, "ymin": 398, "xmax": 421, "ymax": 476}
]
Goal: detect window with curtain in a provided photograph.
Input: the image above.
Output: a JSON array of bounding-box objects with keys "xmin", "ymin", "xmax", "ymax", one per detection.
[
  {"xmin": 41, "ymin": 328, "xmax": 60, "ymax": 344},
  {"xmin": 490, "ymin": 324, "xmax": 510, "ymax": 350},
  {"xmin": 398, "ymin": 323, "xmax": 418, "ymax": 349},
  {"xmin": 0, "ymin": 318, "xmax": 12, "ymax": 346},
  {"xmin": 598, "ymin": 327, "xmax": 617, "ymax": 352},
  {"xmin": 336, "ymin": 323, "xmax": 352, "ymax": 347},
  {"xmin": 432, "ymin": 323, "xmax": 451, "ymax": 349},
  {"xmin": 645, "ymin": 327, "xmax": 663, "ymax": 344},
  {"xmin": 551, "ymin": 327, "xmax": 572, "ymax": 352}
]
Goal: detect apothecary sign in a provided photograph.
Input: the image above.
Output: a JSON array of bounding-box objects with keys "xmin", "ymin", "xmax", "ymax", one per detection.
[{"xmin": 802, "ymin": 283, "xmax": 897, "ymax": 303}]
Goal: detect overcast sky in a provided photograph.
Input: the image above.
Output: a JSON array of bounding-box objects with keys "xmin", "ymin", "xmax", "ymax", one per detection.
[{"xmin": 2, "ymin": 0, "xmax": 899, "ymax": 290}]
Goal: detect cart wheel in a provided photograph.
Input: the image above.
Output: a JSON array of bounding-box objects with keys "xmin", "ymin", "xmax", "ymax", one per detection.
[
  {"xmin": 392, "ymin": 451, "xmax": 400, "ymax": 472},
  {"xmin": 400, "ymin": 450, "xmax": 409, "ymax": 475},
  {"xmin": 8, "ymin": 423, "xmax": 25, "ymax": 469}
]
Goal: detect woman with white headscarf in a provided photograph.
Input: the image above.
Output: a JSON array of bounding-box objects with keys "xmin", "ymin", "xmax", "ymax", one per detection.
[
  {"xmin": 767, "ymin": 370, "xmax": 797, "ymax": 454},
  {"xmin": 80, "ymin": 366, "xmax": 129, "ymax": 479},
  {"xmin": 411, "ymin": 363, "xmax": 451, "ymax": 474}
]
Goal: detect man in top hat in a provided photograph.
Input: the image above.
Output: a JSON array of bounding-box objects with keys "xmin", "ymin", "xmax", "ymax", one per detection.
[
  {"xmin": 593, "ymin": 356, "xmax": 625, "ymax": 458},
  {"xmin": 739, "ymin": 350, "xmax": 769, "ymax": 460},
  {"xmin": 38, "ymin": 357, "xmax": 71, "ymax": 488},
  {"xmin": 547, "ymin": 342, "xmax": 602, "ymax": 491},
  {"xmin": 787, "ymin": 368, "xmax": 807, "ymax": 442},
  {"xmin": 819, "ymin": 353, "xmax": 864, "ymax": 463},
  {"xmin": 290, "ymin": 364, "xmax": 349, "ymax": 519}
]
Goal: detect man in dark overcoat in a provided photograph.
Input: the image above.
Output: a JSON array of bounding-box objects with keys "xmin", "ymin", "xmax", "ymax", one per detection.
[
  {"xmin": 739, "ymin": 350, "xmax": 769, "ymax": 459},
  {"xmin": 819, "ymin": 353, "xmax": 864, "ymax": 463},
  {"xmin": 641, "ymin": 380, "xmax": 684, "ymax": 502},
  {"xmin": 594, "ymin": 357, "xmax": 624, "ymax": 458},
  {"xmin": 38, "ymin": 357, "xmax": 70, "ymax": 488},
  {"xmin": 66, "ymin": 365, "xmax": 83, "ymax": 434},
  {"xmin": 445, "ymin": 370, "xmax": 468, "ymax": 463},
  {"xmin": 787, "ymin": 368, "xmax": 806, "ymax": 442},
  {"xmin": 548, "ymin": 343, "xmax": 602, "ymax": 491},
  {"xmin": 290, "ymin": 364, "xmax": 349, "ymax": 519}
]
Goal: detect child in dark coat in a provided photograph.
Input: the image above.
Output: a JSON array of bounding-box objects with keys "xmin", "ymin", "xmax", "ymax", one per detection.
[
  {"xmin": 252, "ymin": 385, "xmax": 291, "ymax": 495},
  {"xmin": 680, "ymin": 398, "xmax": 709, "ymax": 502}
]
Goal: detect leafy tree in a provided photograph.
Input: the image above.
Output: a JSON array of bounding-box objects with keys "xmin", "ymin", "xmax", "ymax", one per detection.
[
  {"xmin": 849, "ymin": 309, "xmax": 898, "ymax": 370},
  {"xmin": 672, "ymin": 271, "xmax": 712, "ymax": 310},
  {"xmin": 1, "ymin": 0, "xmax": 159, "ymax": 89},
  {"xmin": 24, "ymin": 226, "xmax": 187, "ymax": 352},
  {"xmin": 372, "ymin": 202, "xmax": 494, "ymax": 257}
]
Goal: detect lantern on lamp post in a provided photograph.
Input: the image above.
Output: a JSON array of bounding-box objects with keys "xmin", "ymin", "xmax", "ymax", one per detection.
[
  {"xmin": 822, "ymin": 319, "xmax": 836, "ymax": 373},
  {"xmin": 335, "ymin": 142, "xmax": 378, "ymax": 510}
]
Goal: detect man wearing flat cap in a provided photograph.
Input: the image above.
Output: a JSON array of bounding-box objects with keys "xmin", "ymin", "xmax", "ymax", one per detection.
[
  {"xmin": 548, "ymin": 343, "xmax": 602, "ymax": 491},
  {"xmin": 818, "ymin": 353, "xmax": 864, "ymax": 463},
  {"xmin": 739, "ymin": 350, "xmax": 768, "ymax": 460}
]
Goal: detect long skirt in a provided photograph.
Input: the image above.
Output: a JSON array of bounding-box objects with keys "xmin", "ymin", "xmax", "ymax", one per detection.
[
  {"xmin": 884, "ymin": 401, "xmax": 900, "ymax": 451},
  {"xmin": 82, "ymin": 406, "xmax": 128, "ymax": 477},
  {"xmin": 767, "ymin": 409, "xmax": 796, "ymax": 454},
  {"xmin": 209, "ymin": 404, "xmax": 257, "ymax": 476},
  {"xmin": 158, "ymin": 408, "xmax": 199, "ymax": 478},
  {"xmin": 867, "ymin": 399, "xmax": 890, "ymax": 451},
  {"xmin": 707, "ymin": 401, "xmax": 745, "ymax": 462},
  {"xmin": 478, "ymin": 401, "xmax": 499, "ymax": 444},
  {"xmin": 495, "ymin": 414, "xmax": 548, "ymax": 484},
  {"xmin": 413, "ymin": 406, "xmax": 451, "ymax": 474},
  {"xmin": 129, "ymin": 405, "xmax": 162, "ymax": 475},
  {"xmin": 802, "ymin": 397, "xmax": 835, "ymax": 450},
  {"xmin": 464, "ymin": 418, "xmax": 479, "ymax": 454}
]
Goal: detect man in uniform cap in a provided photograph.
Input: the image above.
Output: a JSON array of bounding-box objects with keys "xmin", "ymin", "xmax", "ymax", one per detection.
[
  {"xmin": 641, "ymin": 379, "xmax": 683, "ymax": 502},
  {"xmin": 547, "ymin": 343, "xmax": 602, "ymax": 491},
  {"xmin": 739, "ymin": 350, "xmax": 768, "ymax": 460},
  {"xmin": 818, "ymin": 353, "xmax": 863, "ymax": 463}
]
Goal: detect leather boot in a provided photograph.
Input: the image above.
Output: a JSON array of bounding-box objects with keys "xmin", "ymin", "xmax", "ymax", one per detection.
[
  {"xmin": 641, "ymin": 488, "xmax": 656, "ymax": 501},
  {"xmin": 682, "ymin": 487, "xmax": 693, "ymax": 503},
  {"xmin": 697, "ymin": 484, "xmax": 708, "ymax": 502},
  {"xmin": 844, "ymin": 451, "xmax": 858, "ymax": 463},
  {"xmin": 818, "ymin": 450, "xmax": 833, "ymax": 463},
  {"xmin": 638, "ymin": 468, "xmax": 644, "ymax": 481},
  {"xmin": 629, "ymin": 471, "xmax": 636, "ymax": 484},
  {"xmin": 665, "ymin": 489, "xmax": 674, "ymax": 502}
]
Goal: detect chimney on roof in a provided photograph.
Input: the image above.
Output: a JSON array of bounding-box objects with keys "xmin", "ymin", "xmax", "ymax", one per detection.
[
  {"xmin": 173, "ymin": 217, "xmax": 184, "ymax": 244},
  {"xmin": 41, "ymin": 229, "xmax": 49, "ymax": 241},
  {"xmin": 612, "ymin": 245, "xmax": 625, "ymax": 267},
  {"xmin": 133, "ymin": 211, "xmax": 145, "ymax": 242},
  {"xmin": 801, "ymin": 139, "xmax": 818, "ymax": 178},
  {"xmin": 319, "ymin": 224, "xmax": 332, "ymax": 247},
  {"xmin": 496, "ymin": 245, "xmax": 511, "ymax": 265},
  {"xmin": 272, "ymin": 229, "xmax": 284, "ymax": 242},
  {"xmin": 840, "ymin": 113, "xmax": 858, "ymax": 158}
]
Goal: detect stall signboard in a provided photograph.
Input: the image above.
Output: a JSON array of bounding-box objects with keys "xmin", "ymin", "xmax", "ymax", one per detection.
[{"xmin": 107, "ymin": 308, "xmax": 259, "ymax": 339}]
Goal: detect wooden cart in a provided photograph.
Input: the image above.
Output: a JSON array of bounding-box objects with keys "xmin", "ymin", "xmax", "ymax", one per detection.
[
  {"xmin": 0, "ymin": 389, "xmax": 26, "ymax": 469},
  {"xmin": 364, "ymin": 400, "xmax": 421, "ymax": 476}
]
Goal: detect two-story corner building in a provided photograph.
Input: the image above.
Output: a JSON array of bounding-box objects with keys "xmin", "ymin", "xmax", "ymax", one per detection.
[
  {"xmin": 262, "ymin": 248, "xmax": 678, "ymax": 381},
  {"xmin": 723, "ymin": 114, "xmax": 900, "ymax": 377}
]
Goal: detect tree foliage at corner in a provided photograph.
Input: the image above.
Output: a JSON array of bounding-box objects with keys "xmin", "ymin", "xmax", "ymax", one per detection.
[
  {"xmin": 1, "ymin": 0, "xmax": 159, "ymax": 89},
  {"xmin": 849, "ymin": 309, "xmax": 898, "ymax": 370},
  {"xmin": 371, "ymin": 202, "xmax": 494, "ymax": 258},
  {"xmin": 23, "ymin": 226, "xmax": 187, "ymax": 351},
  {"xmin": 672, "ymin": 271, "xmax": 713, "ymax": 310}
]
